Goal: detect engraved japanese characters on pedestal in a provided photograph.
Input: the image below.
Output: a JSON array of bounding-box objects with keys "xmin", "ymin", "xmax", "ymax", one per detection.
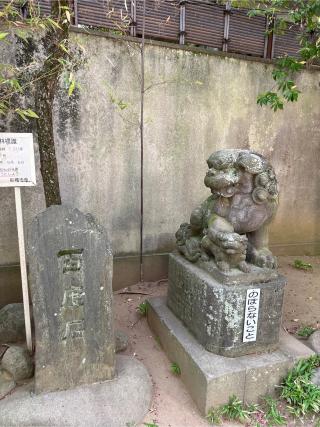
[{"xmin": 176, "ymin": 149, "xmax": 278, "ymax": 273}]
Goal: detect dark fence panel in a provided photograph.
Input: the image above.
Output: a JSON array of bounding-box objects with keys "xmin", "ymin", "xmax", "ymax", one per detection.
[
  {"xmin": 136, "ymin": 0, "xmax": 180, "ymax": 42},
  {"xmin": 77, "ymin": 0, "xmax": 131, "ymax": 32},
  {"xmin": 37, "ymin": 0, "xmax": 51, "ymax": 16},
  {"xmin": 185, "ymin": 2, "xmax": 224, "ymax": 50},
  {"xmin": 0, "ymin": 0, "xmax": 307, "ymax": 62},
  {"xmin": 273, "ymin": 25, "xmax": 301, "ymax": 58},
  {"xmin": 228, "ymin": 9, "xmax": 266, "ymax": 57}
]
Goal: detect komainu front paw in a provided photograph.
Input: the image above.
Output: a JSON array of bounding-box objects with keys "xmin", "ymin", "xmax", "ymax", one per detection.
[{"xmin": 249, "ymin": 247, "xmax": 277, "ymax": 269}]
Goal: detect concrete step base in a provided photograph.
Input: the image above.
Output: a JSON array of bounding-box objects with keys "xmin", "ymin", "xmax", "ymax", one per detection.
[
  {"xmin": 0, "ymin": 355, "xmax": 152, "ymax": 426},
  {"xmin": 147, "ymin": 296, "xmax": 314, "ymax": 416}
]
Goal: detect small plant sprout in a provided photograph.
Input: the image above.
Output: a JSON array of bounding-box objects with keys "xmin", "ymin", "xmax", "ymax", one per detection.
[
  {"xmin": 219, "ymin": 395, "xmax": 251, "ymax": 423},
  {"xmin": 263, "ymin": 396, "xmax": 286, "ymax": 425},
  {"xmin": 206, "ymin": 407, "xmax": 222, "ymax": 425},
  {"xmin": 297, "ymin": 326, "xmax": 316, "ymax": 339},
  {"xmin": 292, "ymin": 259, "xmax": 313, "ymax": 271},
  {"xmin": 136, "ymin": 301, "xmax": 148, "ymax": 316},
  {"xmin": 170, "ymin": 362, "xmax": 181, "ymax": 376},
  {"xmin": 143, "ymin": 423, "xmax": 159, "ymax": 427}
]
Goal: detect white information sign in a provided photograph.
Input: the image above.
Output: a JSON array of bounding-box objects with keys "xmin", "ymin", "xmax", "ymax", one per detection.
[
  {"xmin": 0, "ymin": 132, "xmax": 35, "ymax": 352},
  {"xmin": 0, "ymin": 133, "xmax": 36, "ymax": 187},
  {"xmin": 243, "ymin": 288, "xmax": 261, "ymax": 343}
]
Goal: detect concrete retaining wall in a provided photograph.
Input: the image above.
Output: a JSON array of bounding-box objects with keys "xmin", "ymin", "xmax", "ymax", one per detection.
[{"xmin": 1, "ymin": 30, "xmax": 319, "ymax": 297}]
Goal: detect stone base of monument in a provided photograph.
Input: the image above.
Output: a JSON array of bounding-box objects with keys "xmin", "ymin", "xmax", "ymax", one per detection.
[
  {"xmin": 167, "ymin": 253, "xmax": 287, "ymax": 357},
  {"xmin": 0, "ymin": 355, "xmax": 152, "ymax": 427},
  {"xmin": 147, "ymin": 297, "xmax": 314, "ymax": 416}
]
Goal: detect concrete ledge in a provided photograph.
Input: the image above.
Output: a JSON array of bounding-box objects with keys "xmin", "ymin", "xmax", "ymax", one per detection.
[
  {"xmin": 147, "ymin": 296, "xmax": 314, "ymax": 415},
  {"xmin": 0, "ymin": 355, "xmax": 152, "ymax": 427}
]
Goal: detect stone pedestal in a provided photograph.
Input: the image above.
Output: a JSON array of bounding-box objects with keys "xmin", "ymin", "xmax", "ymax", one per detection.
[
  {"xmin": 28, "ymin": 206, "xmax": 115, "ymax": 394},
  {"xmin": 167, "ymin": 253, "xmax": 286, "ymax": 357},
  {"xmin": 147, "ymin": 297, "xmax": 314, "ymax": 415}
]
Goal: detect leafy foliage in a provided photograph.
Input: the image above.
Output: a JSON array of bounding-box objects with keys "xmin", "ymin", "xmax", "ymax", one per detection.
[
  {"xmin": 293, "ymin": 259, "xmax": 313, "ymax": 270},
  {"xmin": 297, "ymin": 326, "xmax": 316, "ymax": 338},
  {"xmin": 219, "ymin": 395, "xmax": 252, "ymax": 422},
  {"xmin": 263, "ymin": 396, "xmax": 287, "ymax": 425},
  {"xmin": 136, "ymin": 301, "xmax": 148, "ymax": 316},
  {"xmin": 281, "ymin": 355, "xmax": 320, "ymax": 417},
  {"xmin": 206, "ymin": 407, "xmax": 222, "ymax": 425},
  {"xmin": 170, "ymin": 362, "xmax": 181, "ymax": 376},
  {"xmin": 0, "ymin": 0, "xmax": 80, "ymax": 121},
  {"xmin": 232, "ymin": 0, "xmax": 320, "ymax": 110}
]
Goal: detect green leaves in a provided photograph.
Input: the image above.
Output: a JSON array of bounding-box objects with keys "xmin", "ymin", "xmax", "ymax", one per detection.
[
  {"xmin": 296, "ymin": 326, "xmax": 316, "ymax": 338},
  {"xmin": 246, "ymin": 0, "xmax": 320, "ymax": 110},
  {"xmin": 16, "ymin": 108, "xmax": 39, "ymax": 120},
  {"xmin": 170, "ymin": 362, "xmax": 181, "ymax": 376},
  {"xmin": 257, "ymin": 92, "xmax": 284, "ymax": 112},
  {"xmin": 0, "ymin": 32, "xmax": 9, "ymax": 40},
  {"xmin": 293, "ymin": 259, "xmax": 313, "ymax": 270},
  {"xmin": 136, "ymin": 301, "xmax": 148, "ymax": 316},
  {"xmin": 281, "ymin": 355, "xmax": 320, "ymax": 417},
  {"xmin": 15, "ymin": 108, "xmax": 39, "ymax": 121}
]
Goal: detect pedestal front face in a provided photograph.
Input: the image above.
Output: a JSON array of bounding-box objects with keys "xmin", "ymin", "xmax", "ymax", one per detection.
[{"xmin": 167, "ymin": 253, "xmax": 286, "ymax": 357}]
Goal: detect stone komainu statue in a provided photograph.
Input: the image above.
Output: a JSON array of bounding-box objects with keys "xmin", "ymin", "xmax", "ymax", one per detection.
[{"xmin": 176, "ymin": 149, "xmax": 279, "ymax": 272}]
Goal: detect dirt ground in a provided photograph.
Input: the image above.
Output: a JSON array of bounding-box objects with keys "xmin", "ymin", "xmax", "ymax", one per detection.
[{"xmin": 114, "ymin": 256, "xmax": 320, "ymax": 427}]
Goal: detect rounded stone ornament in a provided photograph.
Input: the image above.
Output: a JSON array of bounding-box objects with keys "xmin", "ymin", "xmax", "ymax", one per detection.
[
  {"xmin": 1, "ymin": 346, "xmax": 34, "ymax": 382},
  {"xmin": 237, "ymin": 152, "xmax": 266, "ymax": 174},
  {"xmin": 252, "ymin": 187, "xmax": 269, "ymax": 204}
]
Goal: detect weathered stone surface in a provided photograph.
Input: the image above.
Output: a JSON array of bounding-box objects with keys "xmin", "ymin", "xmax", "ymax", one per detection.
[
  {"xmin": 308, "ymin": 330, "xmax": 320, "ymax": 354},
  {"xmin": 176, "ymin": 149, "xmax": 279, "ymax": 273},
  {"xmin": 167, "ymin": 253, "xmax": 286, "ymax": 357},
  {"xmin": 148, "ymin": 296, "xmax": 315, "ymax": 415},
  {"xmin": 0, "ymin": 368, "xmax": 15, "ymax": 399},
  {"xmin": 311, "ymin": 368, "xmax": 320, "ymax": 387},
  {"xmin": 0, "ymin": 304, "xmax": 26, "ymax": 344},
  {"xmin": 27, "ymin": 205, "xmax": 115, "ymax": 394},
  {"xmin": 115, "ymin": 330, "xmax": 128, "ymax": 353},
  {"xmin": 1, "ymin": 346, "xmax": 33, "ymax": 382},
  {"xmin": 0, "ymin": 355, "xmax": 152, "ymax": 427}
]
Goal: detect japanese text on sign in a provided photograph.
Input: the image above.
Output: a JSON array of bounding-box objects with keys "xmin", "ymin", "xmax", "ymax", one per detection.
[
  {"xmin": 0, "ymin": 133, "xmax": 36, "ymax": 187},
  {"xmin": 243, "ymin": 288, "xmax": 260, "ymax": 343}
]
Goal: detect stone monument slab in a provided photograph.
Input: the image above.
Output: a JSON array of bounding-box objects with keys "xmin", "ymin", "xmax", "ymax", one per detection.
[
  {"xmin": 167, "ymin": 253, "xmax": 286, "ymax": 357},
  {"xmin": 28, "ymin": 205, "xmax": 115, "ymax": 393}
]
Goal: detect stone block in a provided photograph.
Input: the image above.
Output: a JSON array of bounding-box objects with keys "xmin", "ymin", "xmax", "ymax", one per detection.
[
  {"xmin": 1, "ymin": 345, "xmax": 33, "ymax": 382},
  {"xmin": 147, "ymin": 296, "xmax": 314, "ymax": 415},
  {"xmin": 0, "ymin": 355, "xmax": 152, "ymax": 427},
  {"xmin": 0, "ymin": 304, "xmax": 26, "ymax": 344},
  {"xmin": 28, "ymin": 205, "xmax": 115, "ymax": 394},
  {"xmin": 308, "ymin": 330, "xmax": 320, "ymax": 354},
  {"xmin": 0, "ymin": 368, "xmax": 15, "ymax": 399},
  {"xmin": 167, "ymin": 253, "xmax": 286, "ymax": 357}
]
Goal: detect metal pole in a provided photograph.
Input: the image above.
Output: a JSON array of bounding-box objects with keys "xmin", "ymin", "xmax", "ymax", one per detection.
[
  {"xmin": 14, "ymin": 187, "xmax": 32, "ymax": 353},
  {"xmin": 179, "ymin": 1, "xmax": 186, "ymax": 45},
  {"xmin": 73, "ymin": 0, "xmax": 78, "ymax": 26},
  {"xmin": 223, "ymin": 1, "xmax": 231, "ymax": 52},
  {"xmin": 130, "ymin": 0, "xmax": 137, "ymax": 37}
]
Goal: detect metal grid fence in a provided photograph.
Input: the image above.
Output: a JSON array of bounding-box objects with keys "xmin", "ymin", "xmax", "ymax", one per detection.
[{"xmin": 1, "ymin": 0, "xmax": 302, "ymax": 59}]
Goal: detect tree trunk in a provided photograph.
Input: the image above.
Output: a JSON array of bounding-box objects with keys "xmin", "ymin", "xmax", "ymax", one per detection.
[
  {"xmin": 33, "ymin": 0, "xmax": 71, "ymax": 207},
  {"xmin": 35, "ymin": 77, "xmax": 61, "ymax": 206}
]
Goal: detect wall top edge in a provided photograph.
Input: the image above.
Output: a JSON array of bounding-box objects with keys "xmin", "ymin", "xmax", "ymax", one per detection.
[{"xmin": 70, "ymin": 25, "xmax": 320, "ymax": 72}]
